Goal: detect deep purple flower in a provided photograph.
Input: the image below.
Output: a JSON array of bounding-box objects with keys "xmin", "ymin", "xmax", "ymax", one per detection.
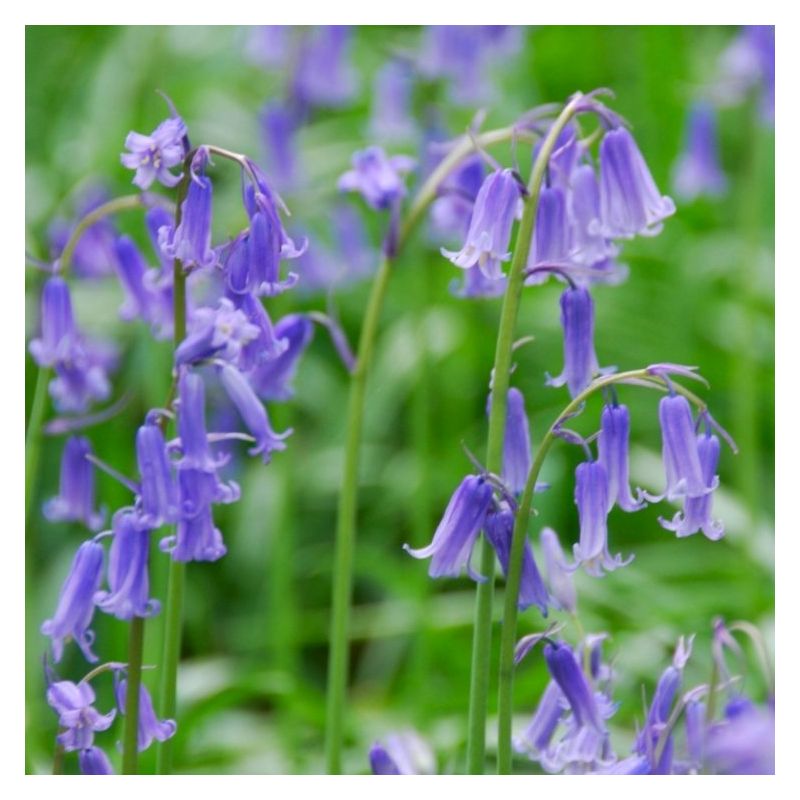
[
  {"xmin": 134, "ymin": 421, "xmax": 179, "ymax": 528},
  {"xmin": 338, "ymin": 146, "xmax": 416, "ymax": 211},
  {"xmin": 651, "ymin": 394, "xmax": 710, "ymax": 501},
  {"xmin": 598, "ymin": 127, "xmax": 676, "ymax": 238},
  {"xmin": 29, "ymin": 277, "xmax": 78, "ymax": 367},
  {"xmin": 547, "ymin": 287, "xmax": 603, "ymax": 398},
  {"xmin": 672, "ymin": 102, "xmax": 727, "ymax": 200},
  {"xmin": 540, "ymin": 527, "xmax": 577, "ymax": 614},
  {"xmin": 46, "ymin": 680, "xmax": 116, "ymax": 752},
  {"xmin": 121, "ymin": 116, "xmax": 187, "ymax": 190},
  {"xmin": 369, "ymin": 743, "xmax": 401, "ymax": 774},
  {"xmin": 218, "ymin": 362, "xmax": 291, "ymax": 463},
  {"xmin": 571, "ymin": 461, "xmax": 630, "ymax": 576},
  {"xmin": 442, "ymin": 169, "xmax": 520, "ymax": 281},
  {"xmin": 293, "ymin": 26, "xmax": 359, "ymax": 110},
  {"xmin": 260, "ymin": 102, "xmax": 298, "ymax": 191},
  {"xmin": 79, "ymin": 745, "xmax": 115, "ymax": 774},
  {"xmin": 404, "ymin": 475, "xmax": 494, "ymax": 579},
  {"xmin": 94, "ymin": 509, "xmax": 159, "ymax": 620},
  {"xmin": 369, "ymin": 731, "xmax": 435, "ymax": 775},
  {"xmin": 597, "ymin": 403, "xmax": 644, "ymax": 512},
  {"xmin": 41, "ymin": 541, "xmax": 104, "ymax": 662},
  {"xmin": 544, "ymin": 640, "xmax": 604, "ymax": 731},
  {"xmin": 115, "ymin": 678, "xmax": 176, "ymax": 752},
  {"xmin": 248, "ymin": 313, "xmax": 314, "ymax": 401},
  {"xmin": 175, "ymin": 370, "xmax": 226, "ymax": 473},
  {"xmin": 43, "ymin": 436, "xmax": 105, "ymax": 530},
  {"xmin": 484, "ymin": 504, "xmax": 549, "ymax": 614},
  {"xmin": 162, "ymin": 148, "xmax": 216, "ymax": 270},
  {"xmin": 660, "ymin": 430, "xmax": 724, "ymax": 540},
  {"xmin": 370, "ymin": 60, "xmax": 415, "ymax": 142},
  {"xmin": 176, "ymin": 298, "xmax": 260, "ymax": 366}
]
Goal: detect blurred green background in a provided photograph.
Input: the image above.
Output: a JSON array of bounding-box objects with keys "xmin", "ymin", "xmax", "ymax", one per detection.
[{"xmin": 25, "ymin": 26, "xmax": 774, "ymax": 774}]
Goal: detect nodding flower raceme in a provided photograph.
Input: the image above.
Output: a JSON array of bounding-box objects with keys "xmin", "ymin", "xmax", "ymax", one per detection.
[
  {"xmin": 547, "ymin": 286, "xmax": 604, "ymax": 398},
  {"xmin": 134, "ymin": 420, "xmax": 179, "ymax": 529},
  {"xmin": 660, "ymin": 423, "xmax": 724, "ymax": 540},
  {"xmin": 598, "ymin": 127, "xmax": 676, "ymax": 239},
  {"xmin": 121, "ymin": 115, "xmax": 187, "ymax": 190},
  {"xmin": 46, "ymin": 680, "xmax": 116, "ymax": 752},
  {"xmin": 540, "ymin": 527, "xmax": 577, "ymax": 614},
  {"xmin": 404, "ymin": 475, "xmax": 494, "ymax": 579},
  {"xmin": 41, "ymin": 540, "xmax": 104, "ymax": 663},
  {"xmin": 29, "ymin": 276, "xmax": 78, "ymax": 367},
  {"xmin": 526, "ymin": 185, "xmax": 572, "ymax": 276},
  {"xmin": 484, "ymin": 503, "xmax": 550, "ymax": 615},
  {"xmin": 115, "ymin": 676, "xmax": 176, "ymax": 752},
  {"xmin": 248, "ymin": 313, "xmax": 315, "ymax": 401},
  {"xmin": 571, "ymin": 460, "xmax": 631, "ymax": 577},
  {"xmin": 672, "ymin": 102, "xmax": 727, "ymax": 200},
  {"xmin": 94, "ymin": 508, "xmax": 160, "ymax": 621},
  {"xmin": 43, "ymin": 436, "xmax": 105, "ymax": 531},
  {"xmin": 79, "ymin": 745, "xmax": 115, "ymax": 775},
  {"xmin": 337, "ymin": 146, "xmax": 416, "ymax": 211},
  {"xmin": 442, "ymin": 168, "xmax": 520, "ymax": 281},
  {"xmin": 499, "ymin": 387, "xmax": 532, "ymax": 495},
  {"xmin": 175, "ymin": 298, "xmax": 260, "ymax": 366},
  {"xmin": 597, "ymin": 403, "xmax": 645, "ymax": 512}
]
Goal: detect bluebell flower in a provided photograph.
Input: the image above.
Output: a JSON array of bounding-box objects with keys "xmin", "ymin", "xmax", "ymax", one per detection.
[
  {"xmin": 41, "ymin": 541, "xmax": 104, "ymax": 662},
  {"xmin": 515, "ymin": 680, "xmax": 565, "ymax": 760},
  {"xmin": 431, "ymin": 154, "xmax": 485, "ymax": 241},
  {"xmin": 404, "ymin": 475, "xmax": 494, "ymax": 579},
  {"xmin": 442, "ymin": 168, "xmax": 520, "ymax": 281},
  {"xmin": 332, "ymin": 204, "xmax": 374, "ymax": 282},
  {"xmin": 46, "ymin": 680, "xmax": 116, "ymax": 752},
  {"xmin": 29, "ymin": 276, "xmax": 78, "ymax": 367},
  {"xmin": 260, "ymin": 102, "xmax": 299, "ymax": 191},
  {"xmin": 571, "ymin": 461, "xmax": 631, "ymax": 576},
  {"xmin": 544, "ymin": 640, "xmax": 603, "ymax": 731},
  {"xmin": 500, "ymin": 387, "xmax": 532, "ymax": 495},
  {"xmin": 484, "ymin": 503, "xmax": 549, "ymax": 614},
  {"xmin": 660, "ymin": 429, "xmax": 724, "ymax": 540},
  {"xmin": 115, "ymin": 677, "xmax": 176, "ymax": 752},
  {"xmin": 248, "ymin": 313, "xmax": 314, "ymax": 401},
  {"xmin": 293, "ymin": 26, "xmax": 359, "ymax": 110},
  {"xmin": 225, "ymin": 290, "xmax": 289, "ymax": 372},
  {"xmin": 338, "ymin": 146, "xmax": 416, "ymax": 211},
  {"xmin": 705, "ymin": 698, "xmax": 774, "ymax": 774},
  {"xmin": 49, "ymin": 351, "xmax": 113, "ymax": 414},
  {"xmin": 598, "ymin": 127, "xmax": 676, "ymax": 239},
  {"xmin": 672, "ymin": 102, "xmax": 727, "ymax": 200},
  {"xmin": 134, "ymin": 421, "xmax": 179, "ymax": 529},
  {"xmin": 217, "ymin": 362, "xmax": 291, "ymax": 463},
  {"xmin": 145, "ymin": 205, "xmax": 175, "ymax": 276},
  {"xmin": 451, "ymin": 265, "xmax": 507, "ymax": 299},
  {"xmin": 95, "ymin": 509, "xmax": 160, "ymax": 620},
  {"xmin": 244, "ymin": 25, "xmax": 291, "ymax": 70},
  {"xmin": 597, "ymin": 403, "xmax": 644, "ymax": 512},
  {"xmin": 526, "ymin": 185, "xmax": 572, "ymax": 277},
  {"xmin": 175, "ymin": 370, "xmax": 227, "ymax": 473},
  {"xmin": 43, "ymin": 436, "xmax": 105, "ymax": 530},
  {"xmin": 546, "ymin": 287, "xmax": 603, "ymax": 398},
  {"xmin": 162, "ymin": 148, "xmax": 216, "ymax": 271},
  {"xmin": 716, "ymin": 26, "xmax": 774, "ymax": 124},
  {"xmin": 121, "ymin": 116, "xmax": 187, "ymax": 190},
  {"xmin": 567, "ymin": 164, "xmax": 620, "ymax": 273},
  {"xmin": 175, "ymin": 298, "xmax": 260, "ymax": 366},
  {"xmin": 79, "ymin": 745, "xmax": 115, "ymax": 774},
  {"xmin": 535, "ymin": 123, "xmax": 582, "ymax": 191},
  {"xmin": 684, "ymin": 697, "xmax": 706, "ymax": 772},
  {"xmin": 369, "ymin": 731, "xmax": 436, "ymax": 775},
  {"xmin": 370, "ymin": 60, "xmax": 415, "ymax": 143},
  {"xmin": 113, "ymin": 235, "xmax": 157, "ymax": 323},
  {"xmin": 540, "ymin": 527, "xmax": 577, "ymax": 614}
]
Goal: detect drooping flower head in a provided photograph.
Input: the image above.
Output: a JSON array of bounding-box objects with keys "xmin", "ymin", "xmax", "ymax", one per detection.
[
  {"xmin": 115, "ymin": 676, "xmax": 177, "ymax": 752},
  {"xmin": 260, "ymin": 102, "xmax": 299, "ymax": 191},
  {"xmin": 527, "ymin": 185, "xmax": 572, "ymax": 273},
  {"xmin": 121, "ymin": 115, "xmax": 187, "ymax": 190},
  {"xmin": 597, "ymin": 403, "xmax": 644, "ymax": 512},
  {"xmin": 94, "ymin": 508, "xmax": 160, "ymax": 621},
  {"xmin": 672, "ymin": 102, "xmax": 727, "ymax": 200},
  {"xmin": 41, "ymin": 540, "xmax": 104, "ymax": 662},
  {"xmin": 46, "ymin": 680, "xmax": 116, "ymax": 752},
  {"xmin": 540, "ymin": 527, "xmax": 577, "ymax": 614},
  {"xmin": 442, "ymin": 168, "xmax": 520, "ymax": 281},
  {"xmin": 499, "ymin": 387, "xmax": 532, "ymax": 495},
  {"xmin": 29, "ymin": 276, "xmax": 78, "ymax": 368},
  {"xmin": 404, "ymin": 475, "xmax": 493, "ymax": 579},
  {"xmin": 370, "ymin": 60, "xmax": 416, "ymax": 143},
  {"xmin": 134, "ymin": 420, "xmax": 179, "ymax": 529},
  {"xmin": 79, "ymin": 745, "xmax": 115, "ymax": 774},
  {"xmin": 430, "ymin": 153, "xmax": 485, "ymax": 241},
  {"xmin": 292, "ymin": 26, "xmax": 359, "ymax": 110},
  {"xmin": 248, "ymin": 313, "xmax": 314, "ymax": 401},
  {"xmin": 369, "ymin": 731, "xmax": 436, "ymax": 775},
  {"xmin": 43, "ymin": 436, "xmax": 105, "ymax": 530},
  {"xmin": 175, "ymin": 298, "xmax": 260, "ymax": 366},
  {"xmin": 544, "ymin": 640, "xmax": 604, "ymax": 732},
  {"xmin": 338, "ymin": 146, "xmax": 416, "ymax": 211},
  {"xmin": 598, "ymin": 127, "xmax": 676, "ymax": 239}
]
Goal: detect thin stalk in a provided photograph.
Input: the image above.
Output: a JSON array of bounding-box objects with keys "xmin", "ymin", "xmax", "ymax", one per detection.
[
  {"xmin": 467, "ymin": 95, "xmax": 584, "ymax": 775},
  {"xmin": 25, "ymin": 365, "xmax": 51, "ymax": 526},
  {"xmin": 322, "ymin": 123, "xmax": 533, "ymax": 774},
  {"xmin": 122, "ymin": 616, "xmax": 145, "ymax": 774}
]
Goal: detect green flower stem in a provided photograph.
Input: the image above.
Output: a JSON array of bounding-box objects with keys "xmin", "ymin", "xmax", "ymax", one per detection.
[
  {"xmin": 323, "ymin": 124, "xmax": 536, "ymax": 774},
  {"xmin": 122, "ymin": 615, "xmax": 145, "ymax": 774},
  {"xmin": 467, "ymin": 95, "xmax": 584, "ymax": 775},
  {"xmin": 25, "ymin": 365, "xmax": 51, "ymax": 526},
  {"xmin": 494, "ymin": 366, "xmax": 711, "ymax": 772}
]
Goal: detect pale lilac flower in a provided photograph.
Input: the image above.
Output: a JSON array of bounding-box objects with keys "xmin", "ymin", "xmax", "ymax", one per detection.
[
  {"xmin": 451, "ymin": 265, "xmax": 507, "ymax": 299},
  {"xmin": 41, "ymin": 541, "xmax": 104, "ymax": 662},
  {"xmin": 540, "ymin": 527, "xmax": 577, "ymax": 614},
  {"xmin": 404, "ymin": 475, "xmax": 493, "ymax": 579},
  {"xmin": 248, "ymin": 313, "xmax": 314, "ymax": 401},
  {"xmin": 672, "ymin": 102, "xmax": 727, "ymax": 200},
  {"xmin": 705, "ymin": 698, "xmax": 774, "ymax": 774},
  {"xmin": 338, "ymin": 146, "xmax": 416, "ymax": 211},
  {"xmin": 176, "ymin": 298, "xmax": 260, "ymax": 366},
  {"xmin": 121, "ymin": 116, "xmax": 187, "ymax": 190},
  {"xmin": 115, "ymin": 678, "xmax": 176, "ymax": 752},
  {"xmin": 370, "ymin": 60, "xmax": 416, "ymax": 142},
  {"xmin": 46, "ymin": 680, "xmax": 116, "ymax": 752},
  {"xmin": 597, "ymin": 403, "xmax": 645, "ymax": 512},
  {"xmin": 684, "ymin": 697, "xmax": 706, "ymax": 771},
  {"xmin": 244, "ymin": 26, "xmax": 291, "ymax": 70},
  {"xmin": 567, "ymin": 164, "xmax": 619, "ymax": 271},
  {"xmin": 716, "ymin": 26, "xmax": 774, "ymax": 124},
  {"xmin": 43, "ymin": 436, "xmax": 105, "ymax": 530},
  {"xmin": 217, "ymin": 362, "xmax": 291, "ymax": 464},
  {"xmin": 501, "ymin": 387, "xmax": 532, "ymax": 495},
  {"xmin": 431, "ymin": 154, "xmax": 485, "ymax": 241},
  {"xmin": 225, "ymin": 290, "xmax": 289, "ymax": 372},
  {"xmin": 515, "ymin": 680, "xmax": 565, "ymax": 759},
  {"xmin": 526, "ymin": 185, "xmax": 572, "ymax": 275},
  {"xmin": 369, "ymin": 731, "xmax": 436, "ymax": 775},
  {"xmin": 442, "ymin": 169, "xmax": 520, "ymax": 281},
  {"xmin": 79, "ymin": 745, "xmax": 115, "ymax": 774},
  {"xmin": 29, "ymin": 277, "xmax": 78, "ymax": 367},
  {"xmin": 175, "ymin": 370, "xmax": 226, "ymax": 473},
  {"xmin": 95, "ymin": 509, "xmax": 159, "ymax": 620},
  {"xmin": 49, "ymin": 352, "xmax": 113, "ymax": 414},
  {"xmin": 260, "ymin": 102, "xmax": 298, "ymax": 190},
  {"xmin": 293, "ymin": 26, "xmax": 359, "ymax": 109},
  {"xmin": 134, "ymin": 421, "xmax": 179, "ymax": 529},
  {"xmin": 598, "ymin": 127, "xmax": 676, "ymax": 238},
  {"xmin": 571, "ymin": 461, "xmax": 631, "ymax": 576},
  {"xmin": 113, "ymin": 235, "xmax": 156, "ymax": 323}
]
